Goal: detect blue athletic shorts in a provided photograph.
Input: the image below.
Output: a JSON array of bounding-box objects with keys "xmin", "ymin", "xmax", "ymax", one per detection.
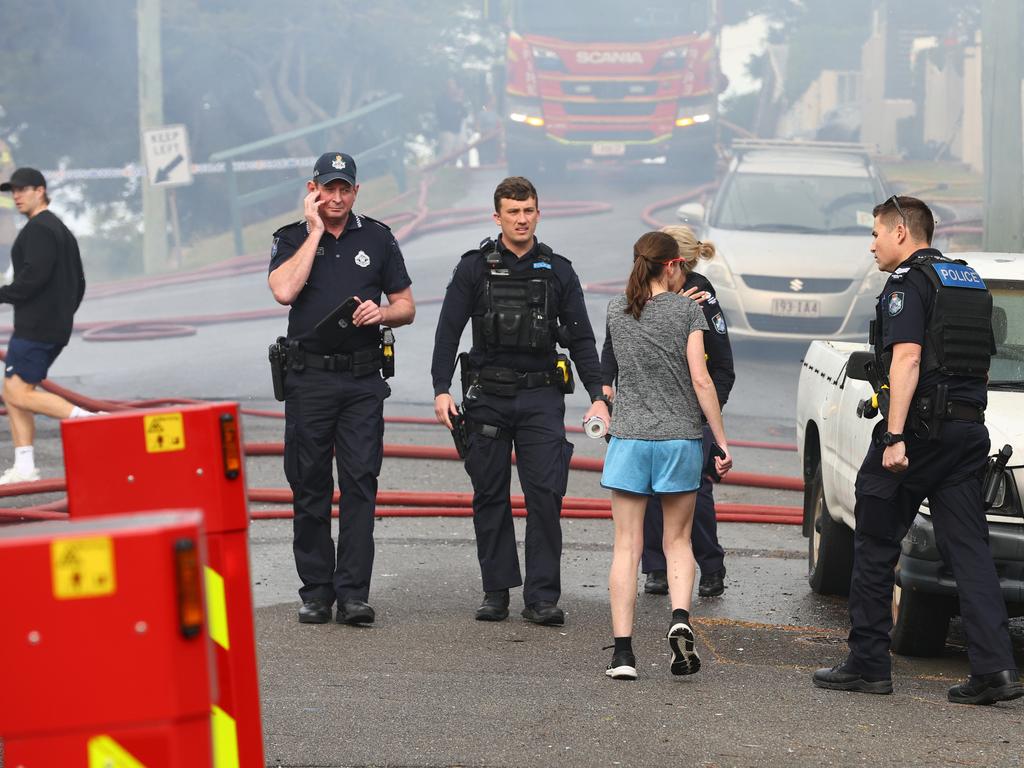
[
  {"xmin": 601, "ymin": 436, "xmax": 703, "ymax": 495},
  {"xmin": 4, "ymin": 336, "xmax": 64, "ymax": 385}
]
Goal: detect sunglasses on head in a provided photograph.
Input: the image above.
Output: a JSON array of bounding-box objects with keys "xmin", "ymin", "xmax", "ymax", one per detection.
[{"xmin": 886, "ymin": 194, "xmax": 907, "ymax": 225}]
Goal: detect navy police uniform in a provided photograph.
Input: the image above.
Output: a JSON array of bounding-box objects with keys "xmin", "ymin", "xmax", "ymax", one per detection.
[
  {"xmin": 847, "ymin": 247, "xmax": 1014, "ymax": 679},
  {"xmin": 431, "ymin": 236, "xmax": 604, "ymax": 607},
  {"xmin": 600, "ymin": 272, "xmax": 735, "ymax": 578},
  {"xmin": 270, "ymin": 211, "xmax": 411, "ymax": 608}
]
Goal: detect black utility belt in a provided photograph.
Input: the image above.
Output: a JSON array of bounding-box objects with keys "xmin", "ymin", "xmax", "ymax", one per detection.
[
  {"xmin": 466, "ymin": 366, "xmax": 561, "ymax": 397},
  {"xmin": 935, "ymin": 400, "xmax": 985, "ymax": 423},
  {"xmin": 297, "ymin": 347, "xmax": 381, "ymax": 375}
]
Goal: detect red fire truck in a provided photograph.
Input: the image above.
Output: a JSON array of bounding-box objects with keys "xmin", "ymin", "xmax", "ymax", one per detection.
[{"xmin": 493, "ymin": 0, "xmax": 722, "ymax": 176}]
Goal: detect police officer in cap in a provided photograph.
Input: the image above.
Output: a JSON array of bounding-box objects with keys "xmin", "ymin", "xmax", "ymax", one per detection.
[
  {"xmin": 813, "ymin": 195, "xmax": 1022, "ymax": 705},
  {"xmin": 269, "ymin": 152, "xmax": 415, "ymax": 626},
  {"xmin": 431, "ymin": 176, "xmax": 610, "ymax": 626}
]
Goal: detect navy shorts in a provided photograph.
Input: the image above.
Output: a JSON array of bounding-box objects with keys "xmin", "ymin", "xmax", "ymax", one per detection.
[{"xmin": 4, "ymin": 336, "xmax": 64, "ymax": 385}]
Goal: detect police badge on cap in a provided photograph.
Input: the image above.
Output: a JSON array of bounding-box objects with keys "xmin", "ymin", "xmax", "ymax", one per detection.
[{"xmin": 312, "ymin": 152, "xmax": 357, "ymax": 186}]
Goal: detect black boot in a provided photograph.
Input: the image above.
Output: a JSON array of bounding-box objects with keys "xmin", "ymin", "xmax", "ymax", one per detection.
[
  {"xmin": 812, "ymin": 662, "xmax": 892, "ymax": 695},
  {"xmin": 475, "ymin": 589, "xmax": 510, "ymax": 621},
  {"xmin": 698, "ymin": 567, "xmax": 726, "ymax": 597},
  {"xmin": 947, "ymin": 670, "xmax": 1024, "ymax": 705},
  {"xmin": 643, "ymin": 570, "xmax": 668, "ymax": 595}
]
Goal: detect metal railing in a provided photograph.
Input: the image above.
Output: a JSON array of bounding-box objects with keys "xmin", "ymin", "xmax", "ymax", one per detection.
[{"xmin": 209, "ymin": 94, "xmax": 406, "ymax": 255}]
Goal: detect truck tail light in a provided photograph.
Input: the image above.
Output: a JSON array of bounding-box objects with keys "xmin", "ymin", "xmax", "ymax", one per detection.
[
  {"xmin": 219, "ymin": 413, "xmax": 241, "ymax": 480},
  {"xmin": 174, "ymin": 537, "xmax": 204, "ymax": 638}
]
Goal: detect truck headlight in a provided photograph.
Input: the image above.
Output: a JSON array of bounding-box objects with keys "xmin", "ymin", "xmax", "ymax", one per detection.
[
  {"xmin": 508, "ymin": 97, "xmax": 545, "ymax": 128},
  {"xmin": 676, "ymin": 102, "xmax": 713, "ymax": 128}
]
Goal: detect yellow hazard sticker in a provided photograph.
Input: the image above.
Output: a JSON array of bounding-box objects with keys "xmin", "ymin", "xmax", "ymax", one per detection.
[
  {"xmin": 205, "ymin": 566, "xmax": 230, "ymax": 650},
  {"xmin": 211, "ymin": 705, "xmax": 240, "ymax": 768},
  {"xmin": 143, "ymin": 412, "xmax": 186, "ymax": 453},
  {"xmin": 88, "ymin": 734, "xmax": 146, "ymax": 767},
  {"xmin": 52, "ymin": 536, "xmax": 116, "ymax": 600}
]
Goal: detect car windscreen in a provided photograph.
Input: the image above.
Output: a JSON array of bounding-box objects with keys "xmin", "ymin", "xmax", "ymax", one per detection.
[
  {"xmin": 710, "ymin": 172, "xmax": 880, "ymax": 234},
  {"xmin": 989, "ymin": 281, "xmax": 1024, "ymax": 389},
  {"xmin": 514, "ymin": 0, "xmax": 709, "ymax": 41}
]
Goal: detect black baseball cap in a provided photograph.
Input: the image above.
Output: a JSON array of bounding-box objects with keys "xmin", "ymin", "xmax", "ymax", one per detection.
[
  {"xmin": 0, "ymin": 167, "xmax": 46, "ymax": 192},
  {"xmin": 312, "ymin": 152, "xmax": 357, "ymax": 186}
]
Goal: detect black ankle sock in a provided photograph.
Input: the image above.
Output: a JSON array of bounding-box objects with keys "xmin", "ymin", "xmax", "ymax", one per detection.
[
  {"xmin": 672, "ymin": 608, "xmax": 690, "ymax": 625},
  {"xmin": 613, "ymin": 636, "xmax": 633, "ymax": 654}
]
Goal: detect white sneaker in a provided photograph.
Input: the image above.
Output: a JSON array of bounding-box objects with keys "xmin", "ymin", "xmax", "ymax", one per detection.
[{"xmin": 0, "ymin": 466, "xmax": 42, "ymax": 484}]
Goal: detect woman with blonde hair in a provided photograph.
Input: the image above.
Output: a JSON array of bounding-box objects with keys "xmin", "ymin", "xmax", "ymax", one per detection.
[{"xmin": 600, "ymin": 231, "xmax": 732, "ymax": 681}]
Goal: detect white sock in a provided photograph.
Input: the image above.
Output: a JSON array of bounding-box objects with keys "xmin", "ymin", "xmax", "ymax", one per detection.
[
  {"xmin": 14, "ymin": 446, "xmax": 34, "ymax": 474},
  {"xmin": 69, "ymin": 406, "xmax": 93, "ymax": 418}
]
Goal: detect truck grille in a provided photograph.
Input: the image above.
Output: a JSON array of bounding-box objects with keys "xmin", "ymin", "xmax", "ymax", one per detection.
[
  {"xmin": 562, "ymin": 129, "xmax": 661, "ymax": 142},
  {"xmin": 560, "ymin": 81, "xmax": 659, "ymax": 99},
  {"xmin": 741, "ymin": 275, "xmax": 853, "ymax": 294},
  {"xmin": 560, "ymin": 102, "xmax": 659, "ymax": 117}
]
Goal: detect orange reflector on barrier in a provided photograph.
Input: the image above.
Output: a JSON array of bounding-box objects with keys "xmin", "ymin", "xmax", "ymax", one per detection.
[
  {"xmin": 219, "ymin": 413, "xmax": 241, "ymax": 480},
  {"xmin": 174, "ymin": 537, "xmax": 204, "ymax": 638}
]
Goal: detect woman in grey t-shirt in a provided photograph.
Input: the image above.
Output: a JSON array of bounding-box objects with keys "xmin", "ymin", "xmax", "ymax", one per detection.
[{"xmin": 600, "ymin": 231, "xmax": 732, "ymax": 681}]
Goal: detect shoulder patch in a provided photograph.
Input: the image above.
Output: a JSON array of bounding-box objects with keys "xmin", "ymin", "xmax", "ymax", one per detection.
[
  {"xmin": 712, "ymin": 312, "xmax": 727, "ymax": 334},
  {"xmin": 887, "ymin": 291, "xmax": 904, "ymax": 316}
]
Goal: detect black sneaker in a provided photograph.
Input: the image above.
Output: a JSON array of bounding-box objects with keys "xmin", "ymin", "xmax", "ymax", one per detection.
[
  {"xmin": 812, "ymin": 662, "xmax": 893, "ymax": 695},
  {"xmin": 667, "ymin": 621, "xmax": 701, "ymax": 676},
  {"xmin": 947, "ymin": 670, "xmax": 1024, "ymax": 705},
  {"xmin": 336, "ymin": 599, "xmax": 375, "ymax": 625},
  {"xmin": 698, "ymin": 567, "xmax": 726, "ymax": 598},
  {"xmin": 475, "ymin": 590, "xmax": 510, "ymax": 622},
  {"xmin": 643, "ymin": 570, "xmax": 668, "ymax": 595},
  {"xmin": 297, "ymin": 599, "xmax": 331, "ymax": 624},
  {"xmin": 521, "ymin": 601, "xmax": 565, "ymax": 626},
  {"xmin": 605, "ymin": 649, "xmax": 638, "ymax": 680}
]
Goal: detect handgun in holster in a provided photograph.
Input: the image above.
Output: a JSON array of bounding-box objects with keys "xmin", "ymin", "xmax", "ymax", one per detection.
[
  {"xmin": 450, "ymin": 405, "xmax": 469, "ymax": 459},
  {"xmin": 910, "ymin": 383, "xmax": 948, "ymax": 441},
  {"xmin": 268, "ymin": 337, "xmax": 288, "ymax": 401},
  {"xmin": 982, "ymin": 444, "xmax": 1013, "ymax": 510},
  {"xmin": 555, "ymin": 353, "xmax": 575, "ymax": 394},
  {"xmin": 381, "ymin": 327, "xmax": 396, "ymax": 379},
  {"xmin": 857, "ymin": 385, "xmax": 889, "ymax": 419}
]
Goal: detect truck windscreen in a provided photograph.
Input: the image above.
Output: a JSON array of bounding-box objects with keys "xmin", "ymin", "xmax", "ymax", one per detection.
[{"xmin": 514, "ymin": 0, "xmax": 709, "ymax": 41}]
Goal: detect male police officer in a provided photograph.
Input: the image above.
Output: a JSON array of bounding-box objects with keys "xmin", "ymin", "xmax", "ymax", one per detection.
[
  {"xmin": 813, "ymin": 196, "xmax": 1022, "ymax": 705},
  {"xmin": 269, "ymin": 152, "xmax": 415, "ymax": 626},
  {"xmin": 432, "ymin": 176, "xmax": 609, "ymax": 626}
]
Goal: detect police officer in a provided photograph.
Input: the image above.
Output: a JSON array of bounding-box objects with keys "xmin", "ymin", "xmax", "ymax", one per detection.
[
  {"xmin": 431, "ymin": 176, "xmax": 610, "ymax": 626},
  {"xmin": 269, "ymin": 152, "xmax": 415, "ymax": 626},
  {"xmin": 601, "ymin": 226, "xmax": 735, "ymax": 598},
  {"xmin": 813, "ymin": 196, "xmax": 1022, "ymax": 705}
]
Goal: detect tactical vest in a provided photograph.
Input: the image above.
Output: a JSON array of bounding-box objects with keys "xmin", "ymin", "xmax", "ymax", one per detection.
[
  {"xmin": 873, "ymin": 254, "xmax": 993, "ymax": 380},
  {"xmin": 471, "ymin": 238, "xmax": 556, "ymax": 353}
]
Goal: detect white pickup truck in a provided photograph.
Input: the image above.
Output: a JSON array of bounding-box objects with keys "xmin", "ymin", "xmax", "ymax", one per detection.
[{"xmin": 796, "ymin": 251, "xmax": 1024, "ymax": 656}]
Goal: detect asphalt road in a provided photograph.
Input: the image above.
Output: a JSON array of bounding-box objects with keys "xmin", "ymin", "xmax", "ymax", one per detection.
[{"xmin": 2, "ymin": 164, "xmax": 1022, "ymax": 766}]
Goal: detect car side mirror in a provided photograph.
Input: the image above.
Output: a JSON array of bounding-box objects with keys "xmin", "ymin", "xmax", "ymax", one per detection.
[
  {"xmin": 676, "ymin": 202, "xmax": 705, "ymax": 224},
  {"xmin": 845, "ymin": 351, "xmax": 877, "ymax": 383}
]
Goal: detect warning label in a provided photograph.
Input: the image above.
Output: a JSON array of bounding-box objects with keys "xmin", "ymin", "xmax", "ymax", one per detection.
[
  {"xmin": 144, "ymin": 412, "xmax": 186, "ymax": 453},
  {"xmin": 51, "ymin": 536, "xmax": 116, "ymax": 600}
]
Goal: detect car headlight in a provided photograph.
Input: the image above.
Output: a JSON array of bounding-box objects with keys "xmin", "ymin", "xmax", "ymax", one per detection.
[
  {"xmin": 507, "ymin": 96, "xmax": 545, "ymax": 128},
  {"xmin": 531, "ymin": 46, "xmax": 564, "ymax": 72},
  {"xmin": 702, "ymin": 256, "xmax": 735, "ymax": 289}
]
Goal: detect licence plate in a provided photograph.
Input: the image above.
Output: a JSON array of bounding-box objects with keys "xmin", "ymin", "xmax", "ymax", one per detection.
[
  {"xmin": 592, "ymin": 142, "xmax": 626, "ymax": 157},
  {"xmin": 771, "ymin": 298, "xmax": 821, "ymax": 317}
]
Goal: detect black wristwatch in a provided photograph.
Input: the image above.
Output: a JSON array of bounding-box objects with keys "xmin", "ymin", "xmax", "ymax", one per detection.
[
  {"xmin": 591, "ymin": 393, "xmax": 612, "ymax": 407},
  {"xmin": 881, "ymin": 431, "xmax": 904, "ymax": 446}
]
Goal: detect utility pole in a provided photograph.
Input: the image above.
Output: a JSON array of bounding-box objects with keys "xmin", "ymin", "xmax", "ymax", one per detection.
[
  {"xmin": 981, "ymin": 0, "xmax": 1023, "ymax": 252},
  {"xmin": 138, "ymin": 0, "xmax": 168, "ymax": 272}
]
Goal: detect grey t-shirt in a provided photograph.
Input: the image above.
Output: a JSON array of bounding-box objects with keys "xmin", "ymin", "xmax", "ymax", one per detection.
[{"xmin": 605, "ymin": 292, "xmax": 709, "ymax": 440}]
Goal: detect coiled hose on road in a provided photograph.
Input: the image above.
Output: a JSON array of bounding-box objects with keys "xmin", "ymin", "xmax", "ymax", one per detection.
[{"xmin": 0, "ymin": 168, "xmax": 804, "ymax": 524}]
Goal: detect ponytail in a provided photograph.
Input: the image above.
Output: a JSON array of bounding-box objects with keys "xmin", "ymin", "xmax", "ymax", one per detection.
[
  {"xmin": 624, "ymin": 231, "xmax": 679, "ymax": 319},
  {"xmin": 660, "ymin": 224, "xmax": 715, "ymax": 274}
]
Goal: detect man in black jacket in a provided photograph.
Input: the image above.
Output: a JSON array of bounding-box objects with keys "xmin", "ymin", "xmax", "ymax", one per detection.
[{"xmin": 0, "ymin": 168, "xmax": 91, "ymax": 484}]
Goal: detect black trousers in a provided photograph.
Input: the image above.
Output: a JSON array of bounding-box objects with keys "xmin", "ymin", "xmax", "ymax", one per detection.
[
  {"xmin": 283, "ymin": 367, "xmax": 387, "ymax": 605},
  {"xmin": 848, "ymin": 420, "xmax": 1014, "ymax": 678},
  {"xmin": 641, "ymin": 424, "xmax": 725, "ymax": 575},
  {"xmin": 463, "ymin": 386, "xmax": 574, "ymax": 606}
]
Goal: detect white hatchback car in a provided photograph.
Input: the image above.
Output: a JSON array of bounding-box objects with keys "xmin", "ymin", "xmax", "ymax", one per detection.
[{"xmin": 678, "ymin": 140, "xmax": 890, "ymax": 341}]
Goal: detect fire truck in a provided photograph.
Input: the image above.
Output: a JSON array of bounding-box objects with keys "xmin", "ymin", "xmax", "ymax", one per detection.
[{"xmin": 491, "ymin": 0, "xmax": 722, "ymax": 176}]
